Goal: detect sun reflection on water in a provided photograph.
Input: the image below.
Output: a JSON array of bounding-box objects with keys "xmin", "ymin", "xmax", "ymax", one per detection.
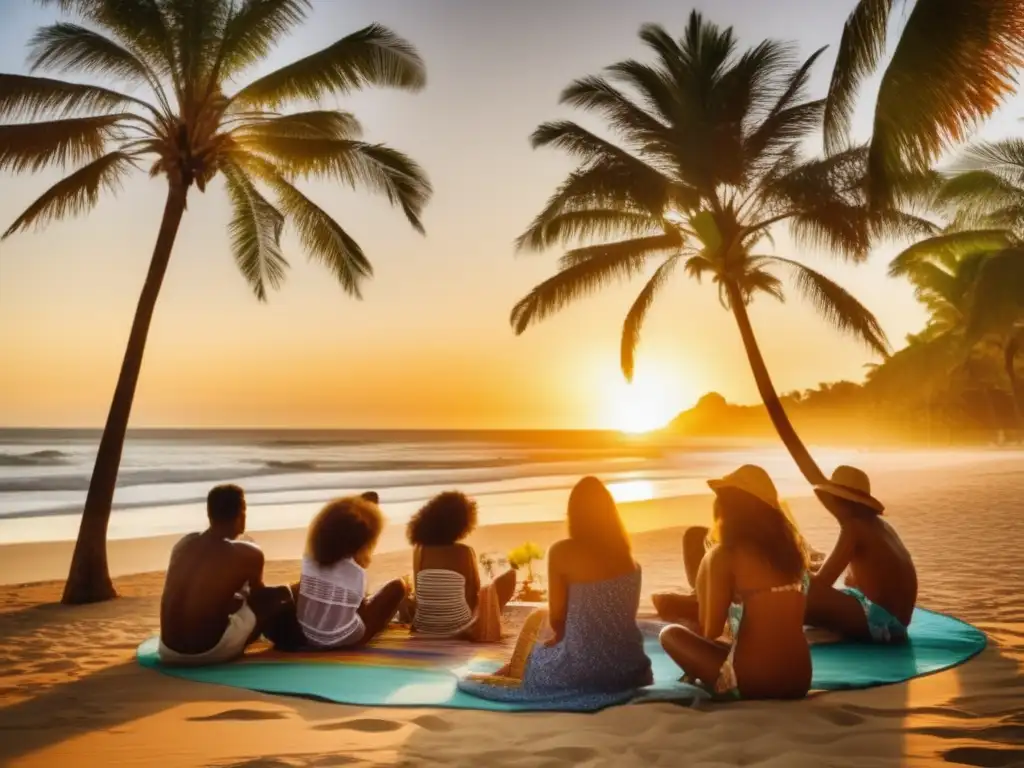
[{"xmin": 608, "ymin": 479, "xmax": 656, "ymax": 503}]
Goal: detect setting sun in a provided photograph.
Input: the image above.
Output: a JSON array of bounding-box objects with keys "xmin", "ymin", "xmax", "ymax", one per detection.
[{"xmin": 607, "ymin": 370, "xmax": 685, "ymax": 434}]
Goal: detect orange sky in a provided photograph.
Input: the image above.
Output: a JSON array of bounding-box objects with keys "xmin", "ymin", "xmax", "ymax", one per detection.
[{"xmin": 1, "ymin": 1, "xmax": 1021, "ymax": 430}]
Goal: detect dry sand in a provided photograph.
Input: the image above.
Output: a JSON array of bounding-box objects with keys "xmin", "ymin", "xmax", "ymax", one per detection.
[{"xmin": 1, "ymin": 460, "xmax": 1022, "ymax": 767}]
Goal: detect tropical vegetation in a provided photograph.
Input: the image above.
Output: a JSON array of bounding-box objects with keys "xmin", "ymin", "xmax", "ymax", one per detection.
[
  {"xmin": 509, "ymin": 12, "xmax": 935, "ymax": 486},
  {"xmin": 0, "ymin": 0, "xmax": 431, "ymax": 603},
  {"xmin": 825, "ymin": 0, "xmax": 1024, "ymax": 203}
]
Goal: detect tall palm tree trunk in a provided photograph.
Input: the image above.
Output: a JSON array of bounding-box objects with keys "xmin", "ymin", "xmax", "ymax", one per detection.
[
  {"xmin": 62, "ymin": 183, "xmax": 189, "ymax": 605},
  {"xmin": 726, "ymin": 282, "xmax": 827, "ymax": 486}
]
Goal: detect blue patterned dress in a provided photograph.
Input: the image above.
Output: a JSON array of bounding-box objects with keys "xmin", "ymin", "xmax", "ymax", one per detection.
[{"xmin": 457, "ymin": 567, "xmax": 652, "ymax": 706}]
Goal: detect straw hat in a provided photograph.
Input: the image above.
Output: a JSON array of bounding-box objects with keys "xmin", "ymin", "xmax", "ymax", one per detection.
[
  {"xmin": 707, "ymin": 464, "xmax": 781, "ymax": 510},
  {"xmin": 814, "ymin": 465, "xmax": 885, "ymax": 514}
]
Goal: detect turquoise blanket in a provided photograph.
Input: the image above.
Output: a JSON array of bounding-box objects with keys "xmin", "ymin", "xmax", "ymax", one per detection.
[{"xmin": 137, "ymin": 607, "xmax": 985, "ymax": 712}]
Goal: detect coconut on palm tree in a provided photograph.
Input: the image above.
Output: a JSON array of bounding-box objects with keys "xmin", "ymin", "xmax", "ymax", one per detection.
[
  {"xmin": 510, "ymin": 12, "xmax": 933, "ymax": 485},
  {"xmin": 825, "ymin": 0, "xmax": 1024, "ymax": 203},
  {"xmin": 0, "ymin": 0, "xmax": 432, "ymax": 603}
]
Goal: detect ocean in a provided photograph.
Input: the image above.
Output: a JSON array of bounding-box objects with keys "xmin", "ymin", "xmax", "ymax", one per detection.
[{"xmin": 0, "ymin": 428, "xmax": 1002, "ymax": 545}]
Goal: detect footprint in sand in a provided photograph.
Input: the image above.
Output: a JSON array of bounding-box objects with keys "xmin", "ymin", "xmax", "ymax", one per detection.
[
  {"xmin": 410, "ymin": 715, "xmax": 454, "ymax": 732},
  {"xmin": 813, "ymin": 706, "xmax": 866, "ymax": 727},
  {"xmin": 188, "ymin": 709, "xmax": 289, "ymax": 722},
  {"xmin": 312, "ymin": 718, "xmax": 403, "ymax": 733}
]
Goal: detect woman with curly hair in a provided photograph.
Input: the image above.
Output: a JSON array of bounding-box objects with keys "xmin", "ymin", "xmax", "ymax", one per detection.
[
  {"xmin": 404, "ymin": 491, "xmax": 516, "ymax": 638},
  {"xmin": 659, "ymin": 465, "xmax": 812, "ymax": 700},
  {"xmin": 295, "ymin": 493, "xmax": 407, "ymax": 649}
]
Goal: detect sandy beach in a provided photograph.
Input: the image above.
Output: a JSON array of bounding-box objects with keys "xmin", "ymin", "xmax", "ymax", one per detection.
[{"xmin": 1, "ymin": 457, "xmax": 1022, "ymax": 767}]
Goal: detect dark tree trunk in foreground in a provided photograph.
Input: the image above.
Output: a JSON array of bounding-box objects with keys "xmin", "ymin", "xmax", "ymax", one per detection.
[
  {"xmin": 727, "ymin": 282, "xmax": 827, "ymax": 486},
  {"xmin": 62, "ymin": 184, "xmax": 189, "ymax": 605}
]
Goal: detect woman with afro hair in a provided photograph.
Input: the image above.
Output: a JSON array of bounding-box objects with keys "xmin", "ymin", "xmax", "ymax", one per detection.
[
  {"xmin": 403, "ymin": 491, "xmax": 516, "ymax": 638},
  {"xmin": 295, "ymin": 492, "xmax": 408, "ymax": 649}
]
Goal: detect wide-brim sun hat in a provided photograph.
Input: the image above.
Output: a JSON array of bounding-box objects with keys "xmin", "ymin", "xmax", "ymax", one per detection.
[
  {"xmin": 707, "ymin": 464, "xmax": 781, "ymax": 511},
  {"xmin": 813, "ymin": 465, "xmax": 885, "ymax": 514}
]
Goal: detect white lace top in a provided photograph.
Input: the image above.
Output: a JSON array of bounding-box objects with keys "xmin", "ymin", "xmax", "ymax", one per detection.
[{"xmin": 297, "ymin": 556, "xmax": 366, "ymax": 648}]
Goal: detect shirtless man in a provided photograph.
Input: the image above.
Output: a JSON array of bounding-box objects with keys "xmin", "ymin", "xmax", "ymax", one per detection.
[
  {"xmin": 159, "ymin": 484, "xmax": 289, "ymax": 665},
  {"xmin": 806, "ymin": 466, "xmax": 917, "ymax": 643}
]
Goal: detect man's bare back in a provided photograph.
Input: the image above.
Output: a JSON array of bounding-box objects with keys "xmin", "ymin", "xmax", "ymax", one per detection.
[
  {"xmin": 807, "ymin": 467, "xmax": 918, "ymax": 642},
  {"xmin": 844, "ymin": 516, "xmax": 917, "ymax": 627},
  {"xmin": 160, "ymin": 531, "xmax": 264, "ymax": 654}
]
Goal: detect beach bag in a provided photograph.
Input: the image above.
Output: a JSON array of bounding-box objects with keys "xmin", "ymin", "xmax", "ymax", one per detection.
[{"xmin": 468, "ymin": 582, "xmax": 502, "ymax": 642}]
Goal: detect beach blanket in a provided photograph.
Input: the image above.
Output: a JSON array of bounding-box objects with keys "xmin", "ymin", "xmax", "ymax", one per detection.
[{"xmin": 137, "ymin": 607, "xmax": 986, "ymax": 712}]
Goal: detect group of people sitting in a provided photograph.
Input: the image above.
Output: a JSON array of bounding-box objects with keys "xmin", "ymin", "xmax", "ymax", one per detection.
[{"xmin": 158, "ymin": 462, "xmax": 917, "ymax": 701}]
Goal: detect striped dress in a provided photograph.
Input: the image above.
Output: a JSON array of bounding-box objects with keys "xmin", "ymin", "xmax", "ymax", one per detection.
[
  {"xmin": 412, "ymin": 569, "xmax": 475, "ymax": 637},
  {"xmin": 297, "ymin": 557, "xmax": 366, "ymax": 649}
]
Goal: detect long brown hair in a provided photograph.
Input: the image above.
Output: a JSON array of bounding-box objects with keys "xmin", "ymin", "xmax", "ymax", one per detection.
[
  {"xmin": 566, "ymin": 476, "xmax": 631, "ymax": 558},
  {"xmin": 711, "ymin": 487, "xmax": 807, "ymax": 579}
]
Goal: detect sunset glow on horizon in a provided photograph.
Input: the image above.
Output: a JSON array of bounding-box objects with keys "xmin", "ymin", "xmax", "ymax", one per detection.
[{"xmin": 2, "ymin": 0, "xmax": 1022, "ymax": 431}]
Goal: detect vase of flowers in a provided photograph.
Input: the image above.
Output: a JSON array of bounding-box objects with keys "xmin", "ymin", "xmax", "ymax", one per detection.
[{"xmin": 508, "ymin": 541, "xmax": 546, "ymax": 602}]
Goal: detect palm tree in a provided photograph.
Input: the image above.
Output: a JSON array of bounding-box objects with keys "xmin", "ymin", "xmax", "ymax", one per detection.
[
  {"xmin": 825, "ymin": 0, "xmax": 1024, "ymax": 202},
  {"xmin": 1, "ymin": 0, "xmax": 432, "ymax": 604},
  {"xmin": 889, "ymin": 139, "xmax": 1024, "ymax": 412},
  {"xmin": 510, "ymin": 13, "xmax": 933, "ymax": 486}
]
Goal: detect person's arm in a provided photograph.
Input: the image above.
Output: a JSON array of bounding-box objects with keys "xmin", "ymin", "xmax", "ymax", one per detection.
[
  {"xmin": 463, "ymin": 546, "xmax": 481, "ymax": 611},
  {"xmin": 236, "ymin": 541, "xmax": 266, "ymax": 591},
  {"xmin": 812, "ymin": 524, "xmax": 857, "ymax": 588},
  {"xmin": 701, "ymin": 547, "xmax": 733, "ymax": 640},
  {"xmin": 545, "ymin": 542, "xmax": 568, "ymax": 645}
]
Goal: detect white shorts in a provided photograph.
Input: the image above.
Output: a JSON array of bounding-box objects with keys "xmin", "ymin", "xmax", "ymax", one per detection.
[{"xmin": 158, "ymin": 602, "xmax": 257, "ymax": 666}]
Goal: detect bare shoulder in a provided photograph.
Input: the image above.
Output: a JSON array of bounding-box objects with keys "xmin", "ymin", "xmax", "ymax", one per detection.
[
  {"xmin": 546, "ymin": 538, "xmax": 574, "ymax": 567},
  {"xmin": 170, "ymin": 532, "xmax": 201, "ymax": 557},
  {"xmin": 230, "ymin": 539, "xmax": 265, "ymax": 563}
]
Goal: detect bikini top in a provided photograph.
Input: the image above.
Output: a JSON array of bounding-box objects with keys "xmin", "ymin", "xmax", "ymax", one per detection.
[{"xmin": 726, "ymin": 570, "xmax": 810, "ymax": 641}]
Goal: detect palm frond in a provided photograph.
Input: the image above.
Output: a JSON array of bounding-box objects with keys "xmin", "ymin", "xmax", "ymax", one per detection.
[
  {"xmin": 215, "ymin": 0, "xmax": 311, "ymax": 81},
  {"xmin": 868, "ymin": 0, "xmax": 1024, "ymax": 200},
  {"xmin": 531, "ymin": 120, "xmax": 650, "ymax": 168},
  {"xmin": 221, "ymin": 160, "xmax": 288, "ymax": 301},
  {"xmin": 37, "ymin": 0, "xmax": 177, "ymax": 77},
  {"xmin": 958, "ymin": 139, "xmax": 1024, "ymax": 179},
  {"xmin": 268, "ymin": 173, "xmax": 371, "ymax": 297},
  {"xmin": 516, "ymin": 208, "xmax": 662, "ymax": 252},
  {"xmin": 237, "ymin": 110, "xmax": 362, "ymax": 140},
  {"xmin": 231, "ymin": 23, "xmax": 425, "ymax": 109},
  {"xmin": 621, "ymin": 256, "xmax": 679, "ymax": 380},
  {"xmin": 741, "ymin": 267, "xmax": 786, "ymax": 303},
  {"xmin": 510, "ymin": 237, "xmax": 672, "ymax": 334},
  {"xmin": 937, "ymin": 169, "xmax": 1024, "ymax": 217},
  {"xmin": 29, "ymin": 22, "xmax": 157, "ymax": 88},
  {"xmin": 823, "ymin": 0, "xmax": 891, "ymax": 154},
  {"xmin": 0, "ymin": 114, "xmax": 131, "ymax": 173},
  {"xmin": 558, "ymin": 75, "xmax": 667, "ymax": 147},
  {"xmin": 769, "ymin": 255, "xmax": 890, "ymax": 356},
  {"xmin": 164, "ymin": 0, "xmax": 231, "ymax": 100},
  {"xmin": 888, "ymin": 229, "xmax": 1013, "ymax": 277},
  {"xmin": 250, "ymin": 136, "xmax": 430, "ymax": 232},
  {"xmin": 2, "ymin": 150, "xmax": 135, "ymax": 237},
  {"xmin": 965, "ymin": 247, "xmax": 1024, "ymax": 339},
  {"xmin": 516, "ymin": 160, "xmax": 683, "ymax": 252},
  {"xmin": 0, "ymin": 73, "xmax": 151, "ymax": 119},
  {"xmin": 557, "ymin": 232, "xmax": 683, "ymax": 271},
  {"xmin": 744, "ymin": 44, "xmax": 827, "ymax": 166},
  {"xmin": 683, "ymin": 254, "xmax": 716, "ymax": 282}
]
